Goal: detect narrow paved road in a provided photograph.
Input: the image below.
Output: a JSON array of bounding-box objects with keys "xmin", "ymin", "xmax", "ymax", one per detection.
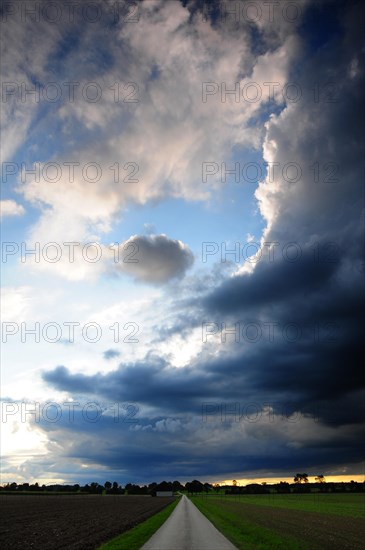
[{"xmin": 140, "ymin": 495, "xmax": 238, "ymax": 549}]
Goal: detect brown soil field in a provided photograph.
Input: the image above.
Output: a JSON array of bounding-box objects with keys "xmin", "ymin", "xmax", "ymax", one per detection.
[
  {"xmin": 0, "ymin": 494, "xmax": 175, "ymax": 550},
  {"xmin": 221, "ymin": 500, "xmax": 365, "ymax": 549}
]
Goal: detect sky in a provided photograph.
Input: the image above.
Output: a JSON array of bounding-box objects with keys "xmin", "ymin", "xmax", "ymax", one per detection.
[{"xmin": 0, "ymin": 0, "xmax": 364, "ymax": 486}]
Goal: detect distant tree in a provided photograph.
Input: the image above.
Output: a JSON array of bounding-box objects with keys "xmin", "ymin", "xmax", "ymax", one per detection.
[
  {"xmin": 148, "ymin": 482, "xmax": 157, "ymax": 496},
  {"xmin": 112, "ymin": 481, "xmax": 118, "ymax": 490},
  {"xmin": 276, "ymin": 481, "xmax": 290, "ymax": 494},
  {"xmin": 104, "ymin": 481, "xmax": 112, "ymax": 490},
  {"xmin": 315, "ymin": 475, "xmax": 326, "ymax": 483},
  {"xmin": 156, "ymin": 481, "xmax": 172, "ymax": 492},
  {"xmin": 90, "ymin": 482, "xmax": 103, "ymax": 494},
  {"xmin": 244, "ymin": 483, "xmax": 269, "ymax": 494},
  {"xmin": 232, "ymin": 480, "xmax": 238, "ymax": 487},
  {"xmin": 349, "ymin": 480, "xmax": 361, "ymax": 493},
  {"xmin": 186, "ymin": 480, "xmax": 203, "ymax": 494},
  {"xmin": 214, "ymin": 483, "xmax": 220, "ymax": 493},
  {"xmin": 294, "ymin": 473, "xmax": 309, "ymax": 484},
  {"xmin": 172, "ymin": 480, "xmax": 184, "ymax": 492},
  {"xmin": 125, "ymin": 483, "xmax": 147, "ymax": 495}
]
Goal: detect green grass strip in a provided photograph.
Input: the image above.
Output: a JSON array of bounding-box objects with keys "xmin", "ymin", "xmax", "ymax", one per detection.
[
  {"xmin": 98, "ymin": 497, "xmax": 180, "ymax": 550},
  {"xmin": 217, "ymin": 493, "xmax": 365, "ymax": 518},
  {"xmin": 190, "ymin": 496, "xmax": 305, "ymax": 550}
]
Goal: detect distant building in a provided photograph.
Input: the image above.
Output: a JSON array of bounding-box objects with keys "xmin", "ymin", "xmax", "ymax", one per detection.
[{"xmin": 156, "ymin": 491, "xmax": 173, "ymax": 497}]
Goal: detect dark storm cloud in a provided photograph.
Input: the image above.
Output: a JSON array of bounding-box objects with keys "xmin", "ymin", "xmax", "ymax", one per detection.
[
  {"xmin": 203, "ymin": 247, "xmax": 338, "ymax": 314},
  {"xmin": 43, "ymin": 300, "xmax": 364, "ymax": 426},
  {"xmin": 43, "ymin": 355, "xmax": 218, "ymax": 412},
  {"xmin": 32, "ymin": 389, "xmax": 365, "ymax": 483}
]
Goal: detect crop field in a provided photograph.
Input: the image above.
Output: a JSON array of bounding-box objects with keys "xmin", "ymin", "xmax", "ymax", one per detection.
[
  {"xmin": 191, "ymin": 493, "xmax": 365, "ymax": 549},
  {"xmin": 0, "ymin": 494, "xmax": 175, "ymax": 550},
  {"xmin": 210, "ymin": 492, "xmax": 365, "ymax": 517}
]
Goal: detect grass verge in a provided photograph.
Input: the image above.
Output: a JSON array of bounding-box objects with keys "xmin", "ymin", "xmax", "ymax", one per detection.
[
  {"xmin": 98, "ymin": 496, "xmax": 180, "ymax": 550},
  {"xmin": 190, "ymin": 496, "xmax": 305, "ymax": 550}
]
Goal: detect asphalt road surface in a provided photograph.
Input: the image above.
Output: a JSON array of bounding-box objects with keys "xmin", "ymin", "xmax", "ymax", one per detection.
[{"xmin": 140, "ymin": 495, "xmax": 238, "ymax": 550}]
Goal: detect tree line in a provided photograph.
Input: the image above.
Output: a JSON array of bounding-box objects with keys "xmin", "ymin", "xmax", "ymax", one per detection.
[
  {"xmin": 0, "ymin": 480, "xmax": 184, "ymax": 496},
  {"xmin": 1, "ymin": 476, "xmax": 363, "ymax": 495}
]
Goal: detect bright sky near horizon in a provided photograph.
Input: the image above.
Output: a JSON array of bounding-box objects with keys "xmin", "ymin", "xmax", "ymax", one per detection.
[{"xmin": 1, "ymin": 0, "xmax": 364, "ymax": 486}]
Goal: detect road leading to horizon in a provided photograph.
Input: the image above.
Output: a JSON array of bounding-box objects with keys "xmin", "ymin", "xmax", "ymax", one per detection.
[{"xmin": 140, "ymin": 494, "xmax": 238, "ymax": 550}]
